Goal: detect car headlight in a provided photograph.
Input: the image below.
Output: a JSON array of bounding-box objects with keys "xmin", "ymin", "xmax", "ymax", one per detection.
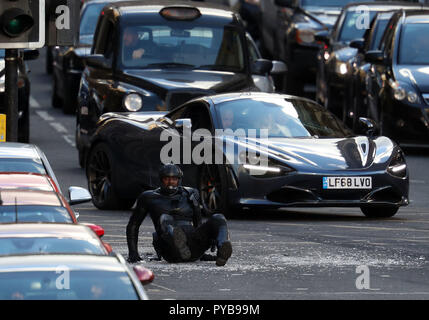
[
  {"xmin": 240, "ymin": 152, "xmax": 295, "ymax": 177},
  {"xmin": 296, "ymin": 29, "xmax": 316, "ymax": 45},
  {"xmin": 335, "ymin": 61, "xmax": 348, "ymax": 75},
  {"xmin": 390, "ymin": 80, "xmax": 421, "ymax": 104},
  {"xmin": 387, "ymin": 151, "xmax": 407, "ymax": 178},
  {"xmin": 124, "ymin": 93, "xmax": 143, "ymax": 112}
]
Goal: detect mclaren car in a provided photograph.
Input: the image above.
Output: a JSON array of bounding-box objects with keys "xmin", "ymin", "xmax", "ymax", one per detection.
[{"xmin": 85, "ymin": 92, "xmax": 409, "ymax": 218}]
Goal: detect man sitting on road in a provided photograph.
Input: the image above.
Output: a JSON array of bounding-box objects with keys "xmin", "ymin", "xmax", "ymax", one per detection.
[{"xmin": 126, "ymin": 164, "xmax": 233, "ymax": 266}]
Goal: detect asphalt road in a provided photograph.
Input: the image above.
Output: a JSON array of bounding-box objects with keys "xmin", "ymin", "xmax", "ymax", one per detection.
[{"xmin": 25, "ymin": 48, "xmax": 429, "ymax": 300}]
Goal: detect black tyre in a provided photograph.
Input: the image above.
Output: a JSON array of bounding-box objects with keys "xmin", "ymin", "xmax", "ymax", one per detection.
[
  {"xmin": 86, "ymin": 143, "xmax": 133, "ymax": 210},
  {"xmin": 46, "ymin": 48, "xmax": 53, "ymax": 74},
  {"xmin": 199, "ymin": 164, "xmax": 235, "ymax": 218},
  {"xmin": 62, "ymin": 86, "xmax": 76, "ymax": 115},
  {"xmin": 361, "ymin": 206, "xmax": 398, "ymax": 218}
]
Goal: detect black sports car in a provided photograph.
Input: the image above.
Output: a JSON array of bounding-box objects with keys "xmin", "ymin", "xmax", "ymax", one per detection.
[{"xmin": 85, "ymin": 92, "xmax": 409, "ymax": 218}]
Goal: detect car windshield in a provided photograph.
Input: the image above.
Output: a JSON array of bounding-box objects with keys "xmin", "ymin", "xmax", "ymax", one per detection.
[
  {"xmin": 216, "ymin": 96, "xmax": 352, "ymax": 138},
  {"xmin": 302, "ymin": 0, "xmax": 369, "ymax": 7},
  {"xmin": 120, "ymin": 24, "xmax": 245, "ymax": 72},
  {"xmin": 0, "ymin": 270, "xmax": 138, "ymax": 300},
  {"xmin": 0, "ymin": 237, "xmax": 106, "ymax": 256},
  {"xmin": 0, "ymin": 158, "xmax": 46, "ymax": 174},
  {"xmin": 0, "ymin": 50, "xmax": 4, "ymax": 58},
  {"xmin": 0, "ymin": 206, "xmax": 73, "ymax": 223},
  {"xmin": 79, "ymin": 2, "xmax": 107, "ymax": 44},
  {"xmin": 398, "ymin": 23, "xmax": 429, "ymax": 65},
  {"xmin": 339, "ymin": 10, "xmax": 378, "ymax": 42}
]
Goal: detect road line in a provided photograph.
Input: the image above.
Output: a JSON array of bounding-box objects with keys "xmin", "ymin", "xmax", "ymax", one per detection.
[
  {"xmin": 50, "ymin": 122, "xmax": 68, "ymax": 134},
  {"xmin": 63, "ymin": 135, "xmax": 76, "ymax": 147},
  {"xmin": 150, "ymin": 283, "xmax": 176, "ymax": 293},
  {"xmin": 36, "ymin": 110, "xmax": 55, "ymax": 121},
  {"xmin": 30, "ymin": 96, "xmax": 41, "ymax": 108}
]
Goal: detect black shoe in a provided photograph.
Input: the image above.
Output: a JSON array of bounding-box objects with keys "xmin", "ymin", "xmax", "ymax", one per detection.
[
  {"xmin": 216, "ymin": 241, "xmax": 232, "ymax": 266},
  {"xmin": 172, "ymin": 227, "xmax": 191, "ymax": 260}
]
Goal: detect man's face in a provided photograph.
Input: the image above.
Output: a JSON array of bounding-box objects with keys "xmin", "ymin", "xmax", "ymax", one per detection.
[
  {"xmin": 162, "ymin": 176, "xmax": 179, "ymax": 188},
  {"xmin": 123, "ymin": 29, "xmax": 138, "ymax": 47},
  {"xmin": 221, "ymin": 110, "xmax": 234, "ymax": 129}
]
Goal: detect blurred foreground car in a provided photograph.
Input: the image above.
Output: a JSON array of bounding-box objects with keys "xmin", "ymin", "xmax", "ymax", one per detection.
[
  {"xmin": 0, "ymin": 254, "xmax": 152, "ymax": 300},
  {"xmin": 0, "ymin": 224, "xmax": 111, "ymax": 256},
  {"xmin": 85, "ymin": 92, "xmax": 409, "ymax": 218}
]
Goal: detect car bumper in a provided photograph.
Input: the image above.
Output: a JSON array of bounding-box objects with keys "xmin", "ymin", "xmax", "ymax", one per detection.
[{"xmin": 230, "ymin": 168, "xmax": 409, "ymax": 209}]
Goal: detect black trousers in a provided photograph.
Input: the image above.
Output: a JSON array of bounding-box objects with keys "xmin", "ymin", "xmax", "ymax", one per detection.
[{"xmin": 153, "ymin": 213, "xmax": 227, "ymax": 262}]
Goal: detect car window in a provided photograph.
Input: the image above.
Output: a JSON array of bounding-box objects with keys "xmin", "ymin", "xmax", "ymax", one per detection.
[
  {"xmin": 119, "ymin": 23, "xmax": 245, "ymax": 72},
  {"xmin": 79, "ymin": 2, "xmax": 107, "ymax": 44},
  {"xmin": 216, "ymin": 97, "xmax": 352, "ymax": 138},
  {"xmin": 246, "ymin": 36, "xmax": 260, "ymax": 64},
  {"xmin": 398, "ymin": 23, "xmax": 429, "ymax": 65},
  {"xmin": 0, "ymin": 270, "xmax": 139, "ymax": 300},
  {"xmin": 0, "ymin": 237, "xmax": 107, "ymax": 256},
  {"xmin": 0, "ymin": 158, "xmax": 46, "ymax": 174},
  {"xmin": 0, "ymin": 206, "xmax": 73, "ymax": 223},
  {"xmin": 338, "ymin": 10, "xmax": 378, "ymax": 42},
  {"xmin": 370, "ymin": 19, "xmax": 389, "ymax": 50}
]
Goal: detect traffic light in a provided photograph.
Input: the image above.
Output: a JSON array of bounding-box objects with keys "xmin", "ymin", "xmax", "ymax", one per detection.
[{"xmin": 0, "ymin": 0, "xmax": 45, "ymax": 49}]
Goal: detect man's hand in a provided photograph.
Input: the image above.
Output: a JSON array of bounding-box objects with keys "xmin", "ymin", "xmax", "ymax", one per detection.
[
  {"xmin": 127, "ymin": 252, "xmax": 143, "ymax": 263},
  {"xmin": 132, "ymin": 48, "xmax": 145, "ymax": 59}
]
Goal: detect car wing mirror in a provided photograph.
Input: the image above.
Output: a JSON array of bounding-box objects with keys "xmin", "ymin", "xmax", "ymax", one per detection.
[
  {"xmin": 85, "ymin": 54, "xmax": 112, "ymax": 69},
  {"xmin": 359, "ymin": 117, "xmax": 379, "ymax": 137},
  {"xmin": 83, "ymin": 223, "xmax": 105, "ymax": 238},
  {"xmin": 315, "ymin": 30, "xmax": 330, "ymax": 46},
  {"xmin": 68, "ymin": 186, "xmax": 92, "ymax": 205},
  {"xmin": 349, "ymin": 38, "xmax": 365, "ymax": 52},
  {"xmin": 270, "ymin": 60, "xmax": 287, "ymax": 75},
  {"xmin": 175, "ymin": 118, "xmax": 192, "ymax": 132},
  {"xmin": 252, "ymin": 59, "xmax": 273, "ymax": 75},
  {"xmin": 133, "ymin": 265, "xmax": 155, "ymax": 285},
  {"xmin": 365, "ymin": 50, "xmax": 385, "ymax": 65}
]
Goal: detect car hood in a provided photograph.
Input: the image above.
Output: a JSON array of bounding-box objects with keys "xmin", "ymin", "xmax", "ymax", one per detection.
[
  {"xmin": 333, "ymin": 46, "xmax": 358, "ymax": 62},
  {"xmin": 395, "ymin": 65, "xmax": 429, "ymax": 93},
  {"xmin": 121, "ymin": 69, "xmax": 253, "ymax": 108},
  {"xmin": 223, "ymin": 135, "xmax": 395, "ymax": 171},
  {"xmin": 303, "ymin": 6, "xmax": 342, "ymax": 28}
]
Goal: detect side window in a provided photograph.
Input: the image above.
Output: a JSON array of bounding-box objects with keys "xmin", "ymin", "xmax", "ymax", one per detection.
[
  {"xmin": 93, "ymin": 17, "xmax": 115, "ymax": 57},
  {"xmin": 246, "ymin": 36, "xmax": 260, "ymax": 64}
]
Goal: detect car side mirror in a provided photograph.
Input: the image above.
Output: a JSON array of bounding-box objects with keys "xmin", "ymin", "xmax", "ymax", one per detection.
[
  {"xmin": 349, "ymin": 38, "xmax": 365, "ymax": 52},
  {"xmin": 252, "ymin": 59, "xmax": 273, "ymax": 75},
  {"xmin": 68, "ymin": 186, "xmax": 92, "ymax": 205},
  {"xmin": 85, "ymin": 54, "xmax": 112, "ymax": 69},
  {"xmin": 133, "ymin": 265, "xmax": 155, "ymax": 285},
  {"xmin": 275, "ymin": 0, "xmax": 297, "ymax": 8},
  {"xmin": 175, "ymin": 118, "xmax": 192, "ymax": 132},
  {"xmin": 359, "ymin": 117, "xmax": 379, "ymax": 137},
  {"xmin": 315, "ymin": 30, "xmax": 330, "ymax": 46},
  {"xmin": 365, "ymin": 50, "xmax": 385, "ymax": 65},
  {"xmin": 270, "ymin": 60, "xmax": 287, "ymax": 75},
  {"xmin": 23, "ymin": 49, "xmax": 39, "ymax": 61}
]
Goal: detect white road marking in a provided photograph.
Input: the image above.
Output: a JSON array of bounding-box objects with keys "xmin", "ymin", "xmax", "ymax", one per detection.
[
  {"xmin": 50, "ymin": 122, "xmax": 68, "ymax": 133},
  {"xmin": 150, "ymin": 283, "xmax": 176, "ymax": 293},
  {"xmin": 410, "ymin": 180, "xmax": 426, "ymax": 184},
  {"xmin": 36, "ymin": 111, "xmax": 55, "ymax": 122},
  {"xmin": 63, "ymin": 135, "xmax": 76, "ymax": 148},
  {"xmin": 30, "ymin": 96, "xmax": 41, "ymax": 108}
]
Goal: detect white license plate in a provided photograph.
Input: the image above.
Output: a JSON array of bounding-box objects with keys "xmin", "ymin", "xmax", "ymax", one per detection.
[{"xmin": 323, "ymin": 177, "xmax": 372, "ymax": 189}]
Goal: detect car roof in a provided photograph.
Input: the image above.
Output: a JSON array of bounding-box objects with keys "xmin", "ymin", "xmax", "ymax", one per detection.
[
  {"xmin": 108, "ymin": 0, "xmax": 234, "ymax": 19},
  {"xmin": 402, "ymin": 9, "xmax": 429, "ymax": 23},
  {"xmin": 0, "ymin": 173, "xmax": 55, "ymax": 191},
  {"xmin": 0, "ymin": 143, "xmax": 40, "ymax": 160},
  {"xmin": 0, "ymin": 254, "xmax": 125, "ymax": 272},
  {"xmin": 0, "ymin": 223, "xmax": 96, "ymax": 240},
  {"xmin": 344, "ymin": 1, "xmax": 428, "ymax": 11}
]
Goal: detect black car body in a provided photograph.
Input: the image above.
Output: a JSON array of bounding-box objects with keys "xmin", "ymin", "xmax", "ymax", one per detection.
[
  {"xmin": 0, "ymin": 50, "xmax": 38, "ymax": 143},
  {"xmin": 315, "ymin": 1, "xmax": 425, "ymax": 116},
  {"xmin": 85, "ymin": 92, "xmax": 409, "ymax": 218},
  {"xmin": 365, "ymin": 10, "xmax": 429, "ymax": 146},
  {"xmin": 238, "ymin": 0, "xmax": 262, "ymax": 42},
  {"xmin": 52, "ymin": 0, "xmax": 126, "ymax": 114},
  {"xmin": 259, "ymin": 0, "xmax": 368, "ymax": 95},
  {"xmin": 76, "ymin": 0, "xmax": 281, "ymax": 167}
]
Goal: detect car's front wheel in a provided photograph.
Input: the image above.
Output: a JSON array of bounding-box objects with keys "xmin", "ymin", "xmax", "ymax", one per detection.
[
  {"xmin": 361, "ymin": 206, "xmax": 399, "ymax": 218},
  {"xmin": 86, "ymin": 143, "xmax": 133, "ymax": 210}
]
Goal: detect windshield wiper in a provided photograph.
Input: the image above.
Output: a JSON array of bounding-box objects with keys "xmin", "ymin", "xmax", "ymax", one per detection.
[
  {"xmin": 144, "ymin": 62, "xmax": 195, "ymax": 69},
  {"xmin": 195, "ymin": 64, "xmax": 237, "ymax": 71}
]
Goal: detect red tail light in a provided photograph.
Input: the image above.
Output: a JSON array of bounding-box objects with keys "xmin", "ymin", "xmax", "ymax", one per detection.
[
  {"xmin": 86, "ymin": 224, "xmax": 105, "ymax": 237},
  {"xmin": 133, "ymin": 265, "xmax": 154, "ymax": 285}
]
